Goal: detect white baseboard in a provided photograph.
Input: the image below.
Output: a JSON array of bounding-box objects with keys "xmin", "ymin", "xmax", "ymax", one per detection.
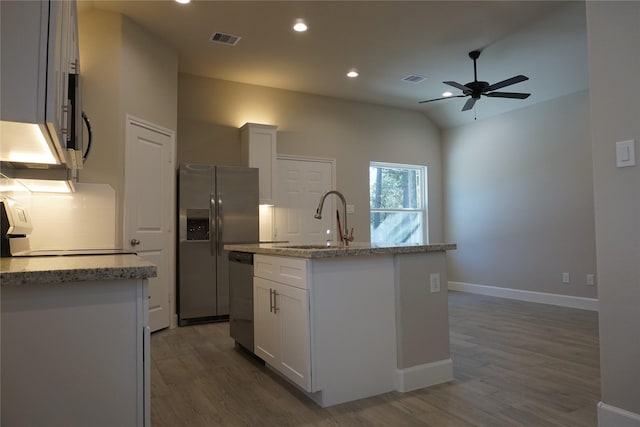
[
  {"xmin": 448, "ymin": 281, "xmax": 599, "ymax": 311},
  {"xmin": 598, "ymin": 402, "xmax": 640, "ymax": 427},
  {"xmin": 395, "ymin": 358, "xmax": 453, "ymax": 392}
]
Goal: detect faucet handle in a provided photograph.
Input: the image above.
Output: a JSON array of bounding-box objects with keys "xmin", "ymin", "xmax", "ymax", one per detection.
[{"xmin": 344, "ymin": 228, "xmax": 354, "ymax": 242}]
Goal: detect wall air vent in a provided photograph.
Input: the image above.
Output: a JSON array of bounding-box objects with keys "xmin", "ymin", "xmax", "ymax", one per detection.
[
  {"xmin": 402, "ymin": 74, "xmax": 427, "ymax": 84},
  {"xmin": 209, "ymin": 32, "xmax": 242, "ymax": 46}
]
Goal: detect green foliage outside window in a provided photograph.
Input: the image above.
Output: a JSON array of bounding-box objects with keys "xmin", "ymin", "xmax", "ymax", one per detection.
[{"xmin": 369, "ymin": 163, "xmax": 427, "ymax": 245}]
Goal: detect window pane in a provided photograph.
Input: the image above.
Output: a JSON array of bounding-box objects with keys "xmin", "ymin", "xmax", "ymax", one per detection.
[
  {"xmin": 369, "ymin": 166, "xmax": 421, "ymax": 209},
  {"xmin": 370, "ymin": 212, "xmax": 423, "ymax": 245}
]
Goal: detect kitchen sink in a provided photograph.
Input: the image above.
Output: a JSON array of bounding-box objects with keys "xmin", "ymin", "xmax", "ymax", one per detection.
[{"xmin": 279, "ymin": 244, "xmax": 342, "ymax": 250}]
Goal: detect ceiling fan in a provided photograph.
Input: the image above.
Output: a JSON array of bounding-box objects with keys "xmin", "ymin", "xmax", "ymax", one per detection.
[{"xmin": 419, "ymin": 50, "xmax": 530, "ymax": 111}]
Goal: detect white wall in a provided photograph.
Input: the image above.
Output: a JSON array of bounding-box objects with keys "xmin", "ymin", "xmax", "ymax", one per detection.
[
  {"xmin": 178, "ymin": 74, "xmax": 444, "ymax": 242},
  {"xmin": 586, "ymin": 2, "xmax": 640, "ymax": 424},
  {"xmin": 443, "ymin": 91, "xmax": 597, "ymax": 300},
  {"xmin": 78, "ymin": 9, "xmax": 178, "ymax": 245}
]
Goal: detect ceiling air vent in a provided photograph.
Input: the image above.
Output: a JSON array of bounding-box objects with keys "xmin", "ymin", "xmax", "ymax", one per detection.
[
  {"xmin": 402, "ymin": 74, "xmax": 427, "ymax": 84},
  {"xmin": 209, "ymin": 32, "xmax": 242, "ymax": 46}
]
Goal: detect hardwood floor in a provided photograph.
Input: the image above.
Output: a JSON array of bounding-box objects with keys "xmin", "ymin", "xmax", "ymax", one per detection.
[{"xmin": 150, "ymin": 291, "xmax": 600, "ymax": 426}]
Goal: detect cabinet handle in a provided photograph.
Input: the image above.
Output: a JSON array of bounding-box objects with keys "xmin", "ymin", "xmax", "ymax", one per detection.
[
  {"xmin": 273, "ymin": 290, "xmax": 279, "ymax": 313},
  {"xmin": 269, "ymin": 288, "xmax": 274, "ymax": 313}
]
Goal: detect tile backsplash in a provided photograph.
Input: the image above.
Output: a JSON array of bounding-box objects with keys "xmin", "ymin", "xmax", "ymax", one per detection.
[{"xmin": 4, "ymin": 183, "xmax": 116, "ymax": 250}]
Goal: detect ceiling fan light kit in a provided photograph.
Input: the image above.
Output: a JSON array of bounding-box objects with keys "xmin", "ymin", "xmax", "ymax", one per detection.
[{"xmin": 419, "ymin": 50, "xmax": 530, "ymax": 111}]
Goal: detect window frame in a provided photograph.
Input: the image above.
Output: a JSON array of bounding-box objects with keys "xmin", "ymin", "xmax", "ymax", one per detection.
[{"xmin": 369, "ymin": 161, "xmax": 428, "ymax": 244}]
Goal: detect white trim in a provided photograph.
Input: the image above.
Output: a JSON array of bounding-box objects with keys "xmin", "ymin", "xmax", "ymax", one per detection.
[
  {"xmin": 277, "ymin": 153, "xmax": 335, "ymax": 163},
  {"xmin": 598, "ymin": 402, "xmax": 640, "ymax": 427},
  {"xmin": 448, "ymin": 281, "xmax": 599, "ymax": 311},
  {"xmin": 126, "ymin": 114, "xmax": 173, "ymax": 137},
  {"xmin": 394, "ymin": 358, "xmax": 453, "ymax": 392}
]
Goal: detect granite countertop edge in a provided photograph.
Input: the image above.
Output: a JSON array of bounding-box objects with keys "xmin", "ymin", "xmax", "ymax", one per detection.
[
  {"xmin": 224, "ymin": 242, "xmax": 457, "ymax": 259},
  {"xmin": 0, "ymin": 254, "xmax": 158, "ymax": 286}
]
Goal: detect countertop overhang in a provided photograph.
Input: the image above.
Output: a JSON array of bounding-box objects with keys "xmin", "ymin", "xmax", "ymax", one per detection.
[
  {"xmin": 0, "ymin": 254, "xmax": 157, "ymax": 286},
  {"xmin": 224, "ymin": 242, "xmax": 457, "ymax": 259}
]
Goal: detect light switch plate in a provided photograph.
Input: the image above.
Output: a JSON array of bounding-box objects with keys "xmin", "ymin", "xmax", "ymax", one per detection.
[{"xmin": 616, "ymin": 139, "xmax": 635, "ymax": 168}]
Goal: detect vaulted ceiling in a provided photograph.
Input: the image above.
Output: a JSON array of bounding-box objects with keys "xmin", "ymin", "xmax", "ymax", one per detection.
[{"xmin": 87, "ymin": 1, "xmax": 589, "ymax": 129}]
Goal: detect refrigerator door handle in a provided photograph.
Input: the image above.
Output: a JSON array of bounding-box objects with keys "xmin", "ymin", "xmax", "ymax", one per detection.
[
  {"xmin": 217, "ymin": 193, "xmax": 223, "ymax": 253},
  {"xmin": 210, "ymin": 193, "xmax": 216, "ymax": 256}
]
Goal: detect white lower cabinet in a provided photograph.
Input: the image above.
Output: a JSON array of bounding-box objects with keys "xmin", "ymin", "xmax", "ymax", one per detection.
[
  {"xmin": 1, "ymin": 278, "xmax": 149, "ymax": 427},
  {"xmin": 253, "ymin": 255, "xmax": 311, "ymax": 392}
]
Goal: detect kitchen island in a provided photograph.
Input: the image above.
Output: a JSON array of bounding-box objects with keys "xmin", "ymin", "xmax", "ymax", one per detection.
[
  {"xmin": 1, "ymin": 254, "xmax": 157, "ymax": 427},
  {"xmin": 224, "ymin": 242, "xmax": 456, "ymax": 407}
]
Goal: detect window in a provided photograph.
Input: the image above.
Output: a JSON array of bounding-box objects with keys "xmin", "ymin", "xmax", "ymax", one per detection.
[{"xmin": 369, "ymin": 162, "xmax": 427, "ymax": 245}]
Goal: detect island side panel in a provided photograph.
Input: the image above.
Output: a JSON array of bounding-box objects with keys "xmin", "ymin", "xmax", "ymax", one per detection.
[
  {"xmin": 394, "ymin": 251, "xmax": 453, "ymax": 391},
  {"xmin": 1, "ymin": 279, "xmax": 146, "ymax": 426},
  {"xmin": 309, "ymin": 255, "xmax": 397, "ymax": 407}
]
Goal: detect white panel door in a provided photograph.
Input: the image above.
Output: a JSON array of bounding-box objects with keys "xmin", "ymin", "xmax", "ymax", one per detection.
[
  {"xmin": 124, "ymin": 116, "xmax": 175, "ymax": 332},
  {"xmin": 275, "ymin": 157, "xmax": 334, "ymax": 244}
]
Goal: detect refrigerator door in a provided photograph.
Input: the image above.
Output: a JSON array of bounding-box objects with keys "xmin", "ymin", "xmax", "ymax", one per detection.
[
  {"xmin": 178, "ymin": 164, "xmax": 216, "ymax": 322},
  {"xmin": 215, "ymin": 166, "xmax": 259, "ymax": 315}
]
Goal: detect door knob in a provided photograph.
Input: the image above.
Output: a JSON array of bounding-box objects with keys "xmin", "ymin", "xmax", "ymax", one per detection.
[{"xmin": 130, "ymin": 238, "xmax": 140, "ymax": 246}]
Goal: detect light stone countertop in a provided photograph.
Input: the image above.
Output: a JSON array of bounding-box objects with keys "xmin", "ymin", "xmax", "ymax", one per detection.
[
  {"xmin": 0, "ymin": 254, "xmax": 157, "ymax": 286},
  {"xmin": 224, "ymin": 241, "xmax": 456, "ymax": 259}
]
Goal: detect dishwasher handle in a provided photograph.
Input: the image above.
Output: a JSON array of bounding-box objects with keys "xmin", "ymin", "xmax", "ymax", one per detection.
[{"xmin": 228, "ymin": 251, "xmax": 253, "ymax": 265}]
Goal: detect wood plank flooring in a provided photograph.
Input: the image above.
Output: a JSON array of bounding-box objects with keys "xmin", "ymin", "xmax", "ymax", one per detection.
[{"xmin": 150, "ymin": 291, "xmax": 600, "ymax": 426}]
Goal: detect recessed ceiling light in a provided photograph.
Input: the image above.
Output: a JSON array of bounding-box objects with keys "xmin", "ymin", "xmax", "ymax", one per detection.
[
  {"xmin": 293, "ymin": 19, "xmax": 308, "ymax": 32},
  {"xmin": 347, "ymin": 70, "xmax": 359, "ymax": 78},
  {"xmin": 176, "ymin": 0, "xmax": 190, "ymax": 4},
  {"xmin": 442, "ymin": 91, "xmax": 453, "ymax": 97}
]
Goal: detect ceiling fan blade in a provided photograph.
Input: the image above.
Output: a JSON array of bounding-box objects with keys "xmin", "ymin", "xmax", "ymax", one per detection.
[
  {"xmin": 485, "ymin": 75, "xmax": 529, "ymax": 92},
  {"xmin": 419, "ymin": 94, "xmax": 466, "ymax": 104},
  {"xmin": 443, "ymin": 81, "xmax": 471, "ymax": 93},
  {"xmin": 462, "ymin": 97, "xmax": 477, "ymax": 111},
  {"xmin": 484, "ymin": 92, "xmax": 531, "ymax": 99}
]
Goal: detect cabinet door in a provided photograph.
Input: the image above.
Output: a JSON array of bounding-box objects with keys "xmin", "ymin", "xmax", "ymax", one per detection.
[
  {"xmin": 253, "ymin": 277, "xmax": 280, "ymax": 365},
  {"xmin": 276, "ymin": 283, "xmax": 311, "ymax": 392},
  {"xmin": 240, "ymin": 123, "xmax": 277, "ymax": 205}
]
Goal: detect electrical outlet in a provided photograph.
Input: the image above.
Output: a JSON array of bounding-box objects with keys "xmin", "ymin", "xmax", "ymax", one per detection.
[
  {"xmin": 562, "ymin": 272, "xmax": 570, "ymax": 284},
  {"xmin": 430, "ymin": 273, "xmax": 441, "ymax": 293},
  {"xmin": 586, "ymin": 274, "xmax": 595, "ymax": 285}
]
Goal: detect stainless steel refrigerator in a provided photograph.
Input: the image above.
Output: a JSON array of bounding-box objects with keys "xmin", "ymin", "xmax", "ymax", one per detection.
[{"xmin": 177, "ymin": 164, "xmax": 259, "ymax": 325}]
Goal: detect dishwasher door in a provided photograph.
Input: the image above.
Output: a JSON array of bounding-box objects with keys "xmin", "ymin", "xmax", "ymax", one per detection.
[{"xmin": 228, "ymin": 251, "xmax": 254, "ymax": 352}]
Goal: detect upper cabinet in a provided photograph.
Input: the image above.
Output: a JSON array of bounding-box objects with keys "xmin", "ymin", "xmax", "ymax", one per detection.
[
  {"xmin": 0, "ymin": 0, "xmax": 83, "ymax": 168},
  {"xmin": 240, "ymin": 123, "xmax": 277, "ymax": 205}
]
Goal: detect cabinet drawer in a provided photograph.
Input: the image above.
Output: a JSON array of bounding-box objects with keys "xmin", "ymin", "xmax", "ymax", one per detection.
[{"xmin": 254, "ymin": 255, "xmax": 308, "ymax": 289}]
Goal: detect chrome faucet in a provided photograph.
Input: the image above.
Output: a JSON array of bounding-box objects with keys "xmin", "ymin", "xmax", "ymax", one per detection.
[{"xmin": 314, "ymin": 190, "xmax": 354, "ymax": 245}]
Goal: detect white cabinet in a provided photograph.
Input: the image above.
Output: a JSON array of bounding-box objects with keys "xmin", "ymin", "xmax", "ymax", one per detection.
[
  {"xmin": 240, "ymin": 123, "xmax": 277, "ymax": 205},
  {"xmin": 253, "ymin": 255, "xmax": 311, "ymax": 391},
  {"xmin": 1, "ymin": 278, "xmax": 150, "ymax": 427},
  {"xmin": 0, "ymin": 0, "xmax": 78, "ymax": 165}
]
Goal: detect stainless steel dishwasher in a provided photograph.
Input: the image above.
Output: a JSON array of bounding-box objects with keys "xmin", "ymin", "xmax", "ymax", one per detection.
[{"xmin": 228, "ymin": 251, "xmax": 254, "ymax": 352}]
